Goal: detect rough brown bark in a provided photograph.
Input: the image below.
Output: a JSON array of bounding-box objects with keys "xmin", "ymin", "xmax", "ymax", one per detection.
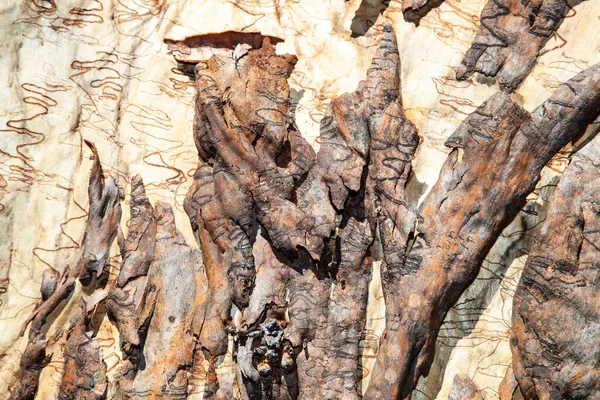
[
  {"xmin": 364, "ymin": 62, "xmax": 600, "ymax": 399},
  {"xmin": 124, "ymin": 202, "xmax": 202, "ymax": 398},
  {"xmin": 106, "ymin": 175, "xmax": 156, "ymax": 357},
  {"xmin": 11, "ymin": 140, "xmax": 121, "ymax": 400},
  {"xmin": 10, "ymin": 19, "xmax": 600, "ymax": 400},
  {"xmin": 457, "ymin": 0, "xmax": 584, "ymax": 91},
  {"xmin": 179, "ymin": 25, "xmax": 417, "ymax": 399},
  {"xmin": 11, "ymin": 143, "xmax": 205, "ymax": 400},
  {"xmin": 511, "ymin": 127, "xmax": 600, "ymax": 399},
  {"xmin": 59, "ymin": 302, "xmax": 107, "ymax": 400}
]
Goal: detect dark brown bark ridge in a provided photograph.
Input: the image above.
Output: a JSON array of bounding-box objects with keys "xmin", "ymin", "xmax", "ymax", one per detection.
[{"xmin": 512, "ymin": 121, "xmax": 600, "ymax": 399}]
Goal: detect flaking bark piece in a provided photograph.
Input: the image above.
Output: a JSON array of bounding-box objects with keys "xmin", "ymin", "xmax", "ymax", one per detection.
[
  {"xmin": 106, "ymin": 175, "xmax": 156, "ymax": 355},
  {"xmin": 10, "ymin": 141, "xmax": 122, "ymax": 400},
  {"xmin": 364, "ymin": 63, "xmax": 600, "ymax": 399},
  {"xmin": 128, "ymin": 202, "xmax": 203, "ymax": 399},
  {"xmin": 184, "ymin": 34, "xmax": 313, "ymax": 385},
  {"xmin": 58, "ymin": 302, "xmax": 107, "ymax": 400},
  {"xmin": 79, "ymin": 140, "xmax": 123, "ymax": 281},
  {"xmin": 7, "ymin": 336, "xmax": 48, "ymax": 400},
  {"xmin": 165, "ymin": 31, "xmax": 284, "ymax": 63},
  {"xmin": 40, "ymin": 269, "xmax": 59, "ymax": 301},
  {"xmin": 401, "ymin": 0, "xmax": 446, "ymax": 20},
  {"xmin": 286, "ymin": 25, "xmax": 413, "ymax": 400},
  {"xmin": 512, "ymin": 132, "xmax": 600, "ymax": 398},
  {"xmin": 186, "ymin": 164, "xmax": 233, "ymax": 358},
  {"xmin": 457, "ymin": 0, "xmax": 585, "ymax": 91},
  {"xmin": 117, "ymin": 175, "xmax": 155, "ymax": 287},
  {"xmin": 316, "ymin": 219, "xmax": 374, "ymax": 400}
]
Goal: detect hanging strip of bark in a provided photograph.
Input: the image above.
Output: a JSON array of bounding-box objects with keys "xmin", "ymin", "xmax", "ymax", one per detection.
[
  {"xmin": 182, "ymin": 34, "xmax": 319, "ymax": 399},
  {"xmin": 364, "ymin": 63, "xmax": 600, "ymax": 399},
  {"xmin": 10, "ymin": 141, "xmax": 122, "ymax": 400},
  {"xmin": 106, "ymin": 175, "xmax": 156, "ymax": 357},
  {"xmin": 179, "ymin": 26, "xmax": 416, "ymax": 399},
  {"xmin": 457, "ymin": 0, "xmax": 585, "ymax": 91},
  {"xmin": 512, "ymin": 129, "xmax": 600, "ymax": 399},
  {"xmin": 58, "ymin": 300, "xmax": 108, "ymax": 400},
  {"xmin": 124, "ymin": 202, "xmax": 202, "ymax": 399},
  {"xmin": 285, "ymin": 26, "xmax": 418, "ymax": 400}
]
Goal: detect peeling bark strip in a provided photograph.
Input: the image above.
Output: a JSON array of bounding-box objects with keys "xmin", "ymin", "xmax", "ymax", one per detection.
[
  {"xmin": 364, "ymin": 64, "xmax": 600, "ymax": 399},
  {"xmin": 181, "ymin": 26, "xmax": 418, "ymax": 399},
  {"xmin": 512, "ymin": 133, "xmax": 600, "ymax": 399},
  {"xmin": 59, "ymin": 302, "xmax": 107, "ymax": 400},
  {"xmin": 166, "ymin": 31, "xmax": 284, "ymax": 63},
  {"xmin": 457, "ymin": 0, "xmax": 585, "ymax": 91},
  {"xmin": 183, "ymin": 38, "xmax": 306, "ymax": 397},
  {"xmin": 126, "ymin": 202, "xmax": 203, "ymax": 399},
  {"xmin": 11, "ymin": 144, "xmax": 204, "ymax": 400},
  {"xmin": 104, "ymin": 177, "xmax": 204, "ymax": 398},
  {"xmin": 10, "ymin": 141, "xmax": 121, "ymax": 400},
  {"xmin": 106, "ymin": 175, "xmax": 156, "ymax": 357}
]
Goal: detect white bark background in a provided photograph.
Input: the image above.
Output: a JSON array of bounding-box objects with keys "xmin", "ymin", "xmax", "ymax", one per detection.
[{"xmin": 0, "ymin": 0, "xmax": 599, "ymax": 398}]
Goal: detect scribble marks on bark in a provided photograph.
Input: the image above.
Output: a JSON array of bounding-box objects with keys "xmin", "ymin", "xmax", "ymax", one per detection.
[
  {"xmin": 365, "ymin": 63, "xmax": 600, "ymax": 399},
  {"xmin": 10, "ymin": 140, "xmax": 121, "ymax": 400},
  {"xmin": 512, "ymin": 128, "xmax": 600, "ymax": 399},
  {"xmin": 457, "ymin": 0, "xmax": 585, "ymax": 91}
]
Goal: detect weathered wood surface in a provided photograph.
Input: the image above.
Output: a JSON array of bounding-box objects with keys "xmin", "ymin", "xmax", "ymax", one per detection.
[{"xmin": 512, "ymin": 127, "xmax": 600, "ymax": 399}]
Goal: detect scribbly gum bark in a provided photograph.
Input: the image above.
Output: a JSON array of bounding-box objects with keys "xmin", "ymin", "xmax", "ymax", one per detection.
[
  {"xmin": 512, "ymin": 126, "xmax": 600, "ymax": 398},
  {"xmin": 179, "ymin": 26, "xmax": 415, "ymax": 399},
  {"xmin": 11, "ymin": 140, "xmax": 121, "ymax": 400},
  {"xmin": 8, "ymin": 17, "xmax": 600, "ymax": 400},
  {"xmin": 457, "ymin": 0, "xmax": 585, "ymax": 91},
  {"xmin": 365, "ymin": 63, "xmax": 600, "ymax": 399},
  {"xmin": 11, "ymin": 142, "xmax": 206, "ymax": 399}
]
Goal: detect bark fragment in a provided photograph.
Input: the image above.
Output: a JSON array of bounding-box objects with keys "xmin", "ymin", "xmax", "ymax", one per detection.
[
  {"xmin": 512, "ymin": 128, "xmax": 600, "ymax": 399},
  {"xmin": 106, "ymin": 175, "xmax": 156, "ymax": 356},
  {"xmin": 457, "ymin": 0, "xmax": 585, "ymax": 91},
  {"xmin": 364, "ymin": 63, "xmax": 600, "ymax": 399},
  {"xmin": 58, "ymin": 302, "xmax": 108, "ymax": 400},
  {"xmin": 181, "ymin": 26, "xmax": 416, "ymax": 399},
  {"xmin": 10, "ymin": 141, "xmax": 122, "ymax": 400},
  {"xmin": 126, "ymin": 202, "xmax": 203, "ymax": 399}
]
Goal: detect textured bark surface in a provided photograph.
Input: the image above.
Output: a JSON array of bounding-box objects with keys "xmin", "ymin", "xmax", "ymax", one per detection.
[
  {"xmin": 59, "ymin": 305, "xmax": 107, "ymax": 400},
  {"xmin": 2, "ymin": 1, "xmax": 600, "ymax": 399},
  {"xmin": 12, "ymin": 144, "xmax": 205, "ymax": 399},
  {"xmin": 512, "ymin": 127, "xmax": 600, "ymax": 399},
  {"xmin": 10, "ymin": 140, "xmax": 121, "ymax": 400},
  {"xmin": 181, "ymin": 26, "xmax": 411, "ymax": 400},
  {"xmin": 457, "ymin": 0, "xmax": 585, "ymax": 91},
  {"xmin": 364, "ymin": 63, "xmax": 600, "ymax": 399}
]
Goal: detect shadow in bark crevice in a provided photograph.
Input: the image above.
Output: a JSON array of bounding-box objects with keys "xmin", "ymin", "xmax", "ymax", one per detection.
[{"xmin": 350, "ymin": 0, "xmax": 391, "ymax": 38}]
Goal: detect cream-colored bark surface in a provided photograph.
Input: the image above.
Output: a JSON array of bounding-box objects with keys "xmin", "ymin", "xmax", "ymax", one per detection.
[{"xmin": 0, "ymin": 0, "xmax": 599, "ymax": 398}]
